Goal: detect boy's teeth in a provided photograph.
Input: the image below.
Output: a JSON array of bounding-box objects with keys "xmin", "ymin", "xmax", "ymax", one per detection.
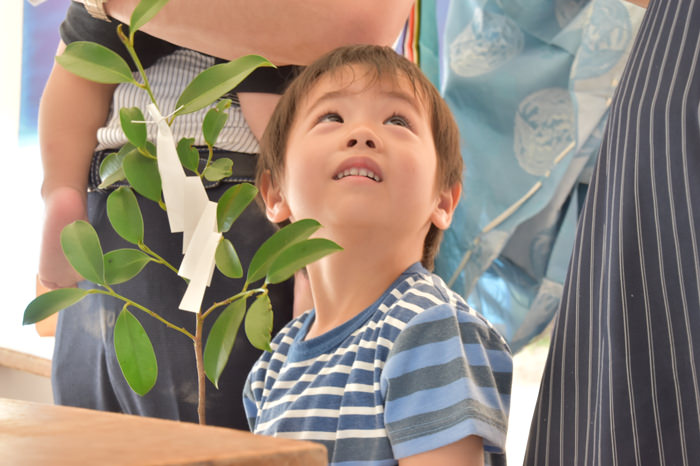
[{"xmin": 335, "ymin": 168, "xmax": 381, "ymax": 181}]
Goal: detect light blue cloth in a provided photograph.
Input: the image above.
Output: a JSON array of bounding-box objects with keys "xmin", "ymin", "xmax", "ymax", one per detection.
[{"xmin": 418, "ymin": 0, "xmax": 644, "ymax": 351}]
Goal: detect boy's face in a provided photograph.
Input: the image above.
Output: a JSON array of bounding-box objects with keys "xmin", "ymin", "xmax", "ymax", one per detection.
[{"xmin": 262, "ymin": 65, "xmax": 457, "ymax": 241}]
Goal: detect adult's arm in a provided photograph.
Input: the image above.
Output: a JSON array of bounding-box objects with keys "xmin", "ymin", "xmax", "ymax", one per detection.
[
  {"xmin": 399, "ymin": 436, "xmax": 484, "ymax": 466},
  {"xmin": 38, "ymin": 41, "xmax": 117, "ymax": 290},
  {"xmin": 626, "ymin": 0, "xmax": 649, "ymax": 7},
  {"xmin": 99, "ymin": 0, "xmax": 415, "ymax": 63}
]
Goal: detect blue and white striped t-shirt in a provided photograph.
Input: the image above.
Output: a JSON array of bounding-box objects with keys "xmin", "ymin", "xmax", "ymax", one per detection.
[{"xmin": 243, "ymin": 263, "xmax": 512, "ymax": 465}]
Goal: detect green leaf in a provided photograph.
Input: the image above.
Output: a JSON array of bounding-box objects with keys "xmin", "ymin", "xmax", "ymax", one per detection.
[
  {"xmin": 56, "ymin": 41, "xmax": 137, "ymax": 84},
  {"xmin": 267, "ymin": 238, "xmax": 342, "ymax": 284},
  {"xmin": 123, "ymin": 149, "xmax": 162, "ymax": 202},
  {"xmin": 246, "ymin": 219, "xmax": 322, "ymax": 284},
  {"xmin": 101, "ymin": 144, "xmax": 138, "ymax": 190},
  {"xmin": 203, "ymin": 299, "xmax": 246, "ymax": 388},
  {"xmin": 216, "ymin": 98, "xmax": 232, "ymax": 112},
  {"xmin": 119, "ymin": 107, "xmax": 147, "ymax": 148},
  {"xmin": 176, "ymin": 137, "xmax": 199, "ymax": 172},
  {"xmin": 217, "ymin": 183, "xmax": 258, "ymax": 233},
  {"xmin": 175, "ymin": 55, "xmax": 274, "ymax": 115},
  {"xmin": 104, "ymin": 249, "xmax": 152, "ymax": 284},
  {"xmin": 107, "ymin": 187, "xmax": 144, "ymax": 244},
  {"xmin": 244, "ymin": 294, "xmax": 273, "ymax": 352},
  {"xmin": 61, "ymin": 220, "xmax": 105, "ymax": 285},
  {"xmin": 202, "ymin": 106, "xmax": 229, "ymax": 146},
  {"xmin": 23, "ymin": 288, "xmax": 89, "ymax": 325},
  {"xmin": 114, "ymin": 308, "xmax": 158, "ymax": 396},
  {"xmin": 144, "ymin": 140, "xmax": 157, "ymax": 158},
  {"xmin": 203, "ymin": 157, "xmax": 233, "ymax": 182},
  {"xmin": 215, "ymin": 238, "xmax": 243, "ymax": 279},
  {"xmin": 130, "ymin": 0, "xmax": 171, "ymax": 34},
  {"xmin": 119, "ymin": 142, "xmax": 137, "ymax": 155},
  {"xmin": 98, "ymin": 152, "xmax": 126, "ymax": 189}
]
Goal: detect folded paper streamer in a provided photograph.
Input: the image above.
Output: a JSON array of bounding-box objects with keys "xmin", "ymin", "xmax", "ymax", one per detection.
[{"xmin": 148, "ymin": 104, "xmax": 222, "ymax": 313}]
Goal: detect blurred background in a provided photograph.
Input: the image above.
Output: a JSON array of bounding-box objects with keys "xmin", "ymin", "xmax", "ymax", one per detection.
[{"xmin": 0, "ymin": 1, "xmax": 70, "ymax": 360}]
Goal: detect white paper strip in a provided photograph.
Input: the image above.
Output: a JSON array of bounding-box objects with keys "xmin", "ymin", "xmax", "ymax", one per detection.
[
  {"xmin": 179, "ymin": 232, "xmax": 221, "ymax": 312},
  {"xmin": 148, "ymin": 103, "xmax": 222, "ymax": 313},
  {"xmin": 182, "ymin": 176, "xmax": 210, "ymax": 254},
  {"xmin": 148, "ymin": 104, "xmax": 186, "ymax": 233},
  {"xmin": 178, "ymin": 201, "xmax": 221, "ymax": 312}
]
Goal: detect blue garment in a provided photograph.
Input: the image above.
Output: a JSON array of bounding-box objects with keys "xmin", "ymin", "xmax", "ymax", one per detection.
[
  {"xmin": 244, "ymin": 263, "xmax": 512, "ymax": 465},
  {"xmin": 417, "ymin": 0, "xmax": 644, "ymax": 351}
]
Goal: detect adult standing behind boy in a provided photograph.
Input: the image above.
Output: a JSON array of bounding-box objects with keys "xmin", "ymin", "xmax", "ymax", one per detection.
[
  {"xmin": 525, "ymin": 1, "xmax": 700, "ymax": 464},
  {"xmin": 245, "ymin": 45, "xmax": 512, "ymax": 465},
  {"xmin": 38, "ymin": 0, "xmax": 414, "ymax": 429}
]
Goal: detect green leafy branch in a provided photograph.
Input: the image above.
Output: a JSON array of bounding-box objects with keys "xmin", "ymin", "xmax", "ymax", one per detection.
[
  {"xmin": 24, "ymin": 213, "xmax": 340, "ymax": 394},
  {"xmin": 24, "ymin": 0, "xmax": 341, "ymax": 425}
]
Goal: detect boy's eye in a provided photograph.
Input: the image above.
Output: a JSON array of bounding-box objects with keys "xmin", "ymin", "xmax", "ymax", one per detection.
[
  {"xmin": 317, "ymin": 113, "xmax": 343, "ymax": 124},
  {"xmin": 384, "ymin": 114, "xmax": 411, "ymax": 129}
]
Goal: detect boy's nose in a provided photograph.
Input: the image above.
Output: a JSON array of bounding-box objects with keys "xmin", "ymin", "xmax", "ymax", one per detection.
[
  {"xmin": 347, "ymin": 138, "xmax": 376, "ymax": 149},
  {"xmin": 345, "ymin": 125, "xmax": 382, "ymax": 151}
]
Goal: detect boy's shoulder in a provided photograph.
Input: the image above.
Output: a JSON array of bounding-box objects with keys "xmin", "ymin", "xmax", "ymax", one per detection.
[
  {"xmin": 265, "ymin": 263, "xmax": 509, "ymax": 357},
  {"xmin": 380, "ymin": 264, "xmax": 508, "ymax": 345}
]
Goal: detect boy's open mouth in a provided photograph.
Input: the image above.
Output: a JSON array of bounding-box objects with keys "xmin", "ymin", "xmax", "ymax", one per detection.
[{"xmin": 333, "ymin": 167, "xmax": 382, "ymax": 182}]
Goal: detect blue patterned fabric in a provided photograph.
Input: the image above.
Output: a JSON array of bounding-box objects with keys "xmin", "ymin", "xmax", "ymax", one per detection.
[
  {"xmin": 418, "ymin": 0, "xmax": 644, "ymax": 350},
  {"xmin": 244, "ymin": 263, "xmax": 512, "ymax": 465}
]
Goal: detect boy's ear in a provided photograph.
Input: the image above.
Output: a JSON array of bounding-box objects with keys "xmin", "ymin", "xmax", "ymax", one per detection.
[
  {"xmin": 431, "ymin": 182, "xmax": 462, "ymax": 230},
  {"xmin": 259, "ymin": 170, "xmax": 292, "ymax": 223}
]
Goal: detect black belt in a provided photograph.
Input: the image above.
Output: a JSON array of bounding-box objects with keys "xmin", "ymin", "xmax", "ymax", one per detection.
[{"xmin": 88, "ymin": 146, "xmax": 257, "ymax": 191}]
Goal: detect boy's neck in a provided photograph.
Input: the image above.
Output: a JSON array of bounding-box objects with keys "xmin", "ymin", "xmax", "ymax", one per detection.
[{"xmin": 303, "ymin": 227, "xmax": 424, "ymax": 340}]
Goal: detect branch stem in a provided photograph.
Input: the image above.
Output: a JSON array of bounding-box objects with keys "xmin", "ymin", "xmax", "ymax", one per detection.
[
  {"xmin": 201, "ymin": 285, "xmax": 267, "ymax": 320},
  {"xmin": 139, "ymin": 243, "xmax": 183, "ymax": 278},
  {"xmin": 117, "ymin": 24, "xmax": 158, "ymax": 108},
  {"xmin": 199, "ymin": 144, "xmax": 214, "ymax": 179},
  {"xmin": 89, "ymin": 288, "xmax": 195, "ymax": 340},
  {"xmin": 195, "ymin": 312, "xmax": 206, "ymax": 424}
]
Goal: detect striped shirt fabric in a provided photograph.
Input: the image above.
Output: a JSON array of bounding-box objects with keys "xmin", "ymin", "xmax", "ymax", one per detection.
[
  {"xmin": 525, "ymin": 1, "xmax": 700, "ymax": 465},
  {"xmin": 244, "ymin": 263, "xmax": 512, "ymax": 465},
  {"xmin": 95, "ymin": 48, "xmax": 260, "ymax": 154}
]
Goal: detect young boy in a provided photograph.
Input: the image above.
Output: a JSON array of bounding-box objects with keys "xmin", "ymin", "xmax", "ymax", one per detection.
[{"xmin": 245, "ymin": 45, "xmax": 512, "ymax": 466}]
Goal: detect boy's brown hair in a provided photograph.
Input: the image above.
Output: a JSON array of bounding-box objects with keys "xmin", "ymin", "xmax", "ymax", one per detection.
[{"xmin": 257, "ymin": 44, "xmax": 463, "ymax": 270}]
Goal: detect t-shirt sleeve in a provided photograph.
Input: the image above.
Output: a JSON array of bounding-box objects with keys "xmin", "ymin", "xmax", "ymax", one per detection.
[
  {"xmin": 242, "ymin": 373, "xmax": 259, "ymax": 432},
  {"xmin": 381, "ymin": 303, "xmax": 512, "ymax": 459}
]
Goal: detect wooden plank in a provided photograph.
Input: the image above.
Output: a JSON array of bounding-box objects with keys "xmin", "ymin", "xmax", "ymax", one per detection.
[
  {"xmin": 0, "ymin": 398, "xmax": 327, "ymax": 465},
  {"xmin": 0, "ymin": 347, "xmax": 51, "ymax": 378}
]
